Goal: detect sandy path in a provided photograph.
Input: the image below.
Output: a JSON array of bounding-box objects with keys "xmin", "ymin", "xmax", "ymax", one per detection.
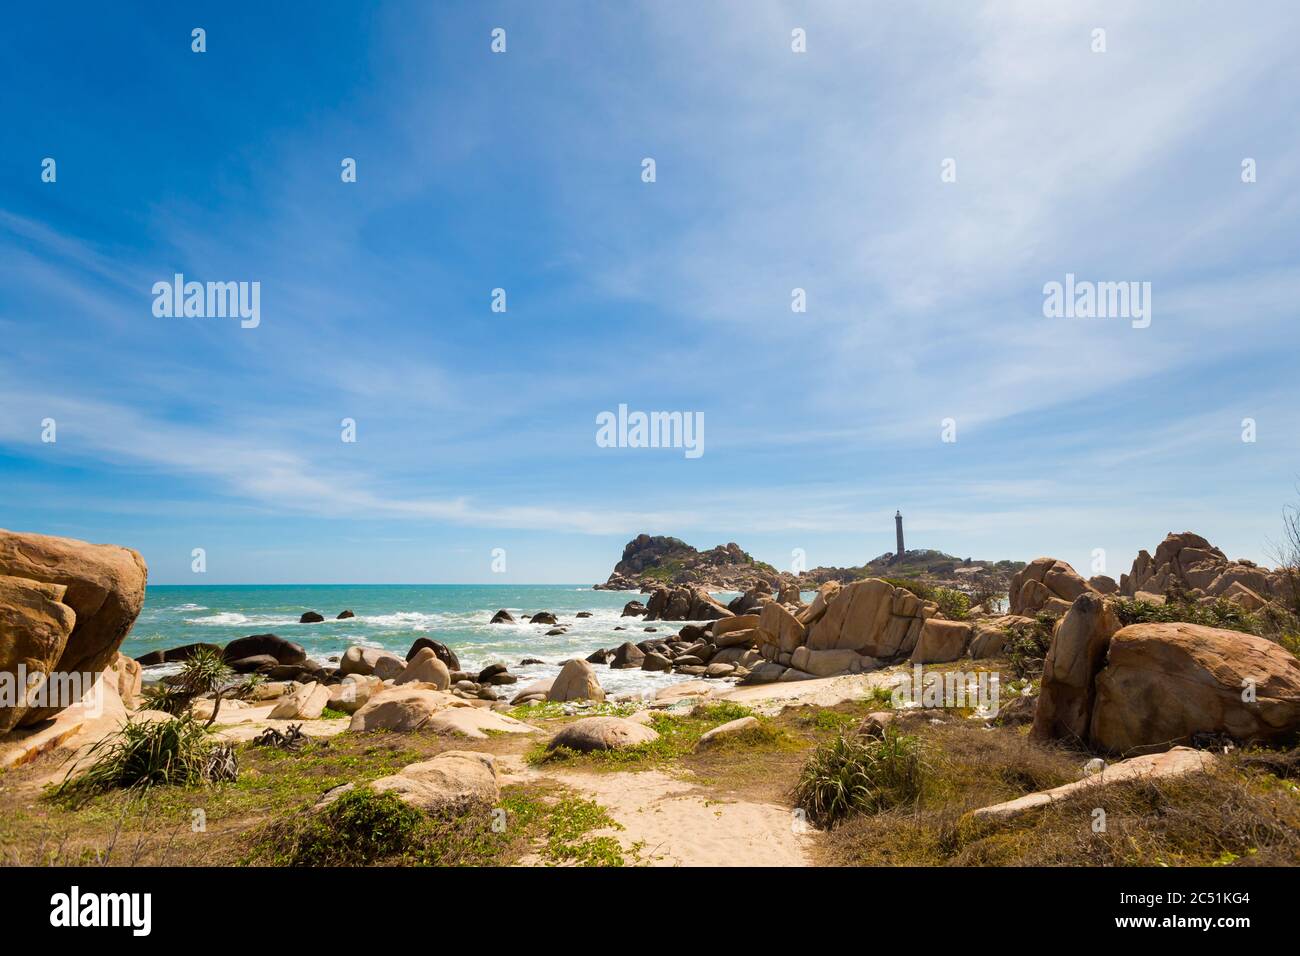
[{"xmin": 499, "ymin": 755, "xmax": 811, "ymax": 867}]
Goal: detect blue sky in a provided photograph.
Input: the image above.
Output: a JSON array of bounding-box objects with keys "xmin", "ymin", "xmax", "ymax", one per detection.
[{"xmin": 2, "ymin": 1, "xmax": 1298, "ymax": 584}]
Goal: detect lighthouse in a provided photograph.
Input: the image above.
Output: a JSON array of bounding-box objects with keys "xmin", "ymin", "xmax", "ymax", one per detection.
[{"xmin": 895, "ymin": 510, "xmax": 905, "ymax": 560}]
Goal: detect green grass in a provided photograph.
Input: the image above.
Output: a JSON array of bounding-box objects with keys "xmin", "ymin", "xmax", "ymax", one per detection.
[
  {"xmin": 793, "ymin": 727, "xmax": 931, "ymax": 829},
  {"xmin": 526, "ymin": 702, "xmax": 792, "ymax": 769},
  {"xmin": 319, "ymin": 707, "xmax": 350, "ymax": 720},
  {"xmin": 509, "ymin": 699, "xmax": 641, "ymax": 721},
  {"xmin": 245, "ymin": 784, "xmax": 631, "ymax": 867}
]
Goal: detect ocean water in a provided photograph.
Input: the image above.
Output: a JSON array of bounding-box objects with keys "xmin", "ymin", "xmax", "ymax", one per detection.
[{"xmin": 127, "ymin": 585, "xmax": 740, "ymax": 698}]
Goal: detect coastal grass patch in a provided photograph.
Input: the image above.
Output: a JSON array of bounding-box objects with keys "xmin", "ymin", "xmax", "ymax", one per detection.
[
  {"xmin": 245, "ymin": 784, "xmax": 631, "ymax": 867},
  {"xmin": 813, "ymin": 720, "xmax": 1300, "ymax": 866},
  {"xmin": 793, "ymin": 727, "xmax": 931, "ymax": 829},
  {"xmin": 526, "ymin": 702, "xmax": 794, "ymax": 770},
  {"xmin": 508, "ymin": 699, "xmax": 641, "ymax": 722},
  {"xmin": 52, "ymin": 715, "xmax": 236, "ymax": 805}
]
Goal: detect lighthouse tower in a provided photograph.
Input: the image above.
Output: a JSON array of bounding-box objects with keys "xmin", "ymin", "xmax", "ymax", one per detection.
[{"xmin": 895, "ymin": 510, "xmax": 905, "ymax": 561}]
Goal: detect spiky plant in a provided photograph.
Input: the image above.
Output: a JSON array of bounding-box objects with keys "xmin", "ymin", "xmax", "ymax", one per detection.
[
  {"xmin": 55, "ymin": 714, "xmax": 236, "ymax": 803},
  {"xmin": 174, "ymin": 646, "xmax": 235, "ymax": 727},
  {"xmin": 793, "ymin": 727, "xmax": 930, "ymax": 829}
]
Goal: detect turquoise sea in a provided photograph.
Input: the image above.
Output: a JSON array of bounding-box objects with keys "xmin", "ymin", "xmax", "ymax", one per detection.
[{"xmin": 127, "ymin": 585, "xmax": 739, "ymax": 697}]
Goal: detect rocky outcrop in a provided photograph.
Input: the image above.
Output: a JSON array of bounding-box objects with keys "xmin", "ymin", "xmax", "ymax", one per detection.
[
  {"xmin": 1009, "ymin": 558, "xmax": 1095, "ymax": 617},
  {"xmin": 489, "ymin": 609, "xmax": 515, "ymax": 624},
  {"xmin": 134, "ymin": 642, "xmax": 221, "ymax": 666},
  {"xmin": 0, "ymin": 577, "xmax": 76, "ymax": 733},
  {"xmin": 0, "ymin": 529, "xmax": 148, "ymax": 728},
  {"xmin": 1120, "ymin": 531, "xmax": 1286, "ymax": 604},
  {"xmin": 644, "ymin": 586, "xmax": 734, "ymax": 622},
  {"xmin": 547, "ymin": 716, "xmax": 660, "ymax": 752},
  {"xmin": 1090, "ymin": 622, "xmax": 1300, "ymax": 754},
  {"xmin": 1031, "ymin": 594, "xmax": 1121, "ymax": 744},
  {"xmin": 806, "ymin": 579, "xmax": 935, "ymax": 660},
  {"xmin": 596, "ymin": 534, "xmax": 782, "ymax": 591},
  {"xmin": 754, "ymin": 602, "xmax": 806, "ymax": 658}
]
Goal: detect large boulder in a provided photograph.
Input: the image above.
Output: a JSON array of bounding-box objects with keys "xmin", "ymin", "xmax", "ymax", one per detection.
[
  {"xmin": 394, "ymin": 647, "xmax": 451, "ymax": 690},
  {"xmin": 134, "ymin": 642, "xmax": 221, "ymax": 666},
  {"xmin": 222, "ymin": 634, "xmax": 307, "ymax": 666},
  {"xmin": 796, "ymin": 582, "xmax": 840, "ymax": 628},
  {"xmin": 789, "ymin": 646, "xmax": 871, "ymax": 677},
  {"xmin": 0, "ymin": 529, "xmax": 148, "ymax": 726},
  {"xmin": 1009, "ymin": 558, "xmax": 1094, "ymax": 617},
  {"xmin": 0, "ymin": 576, "xmax": 76, "ymax": 733},
  {"xmin": 805, "ymin": 579, "xmax": 932, "ymax": 660},
  {"xmin": 609, "ymin": 641, "xmax": 645, "ymax": 669},
  {"xmin": 1089, "ymin": 622, "xmax": 1300, "ymax": 754},
  {"xmin": 328, "ymin": 674, "xmax": 383, "ymax": 714},
  {"xmin": 405, "ymin": 637, "xmax": 459, "ymax": 670},
  {"xmin": 547, "ymin": 659, "xmax": 605, "ymax": 702},
  {"xmin": 339, "ymin": 645, "xmax": 405, "ymax": 679},
  {"xmin": 347, "ymin": 687, "xmax": 454, "ymax": 732},
  {"xmin": 369, "ymin": 751, "xmax": 499, "ymax": 811},
  {"xmin": 1031, "ymin": 594, "xmax": 1121, "ymax": 744},
  {"xmin": 269, "ymin": 681, "xmax": 332, "ymax": 720},
  {"xmin": 755, "ymin": 602, "xmax": 806, "ymax": 658},
  {"xmin": 547, "ymin": 716, "xmax": 659, "ymax": 752},
  {"xmin": 911, "ymin": 619, "xmax": 973, "ymax": 664}
]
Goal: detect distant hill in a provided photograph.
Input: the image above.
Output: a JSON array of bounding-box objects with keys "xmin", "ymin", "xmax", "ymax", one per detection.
[{"xmin": 595, "ymin": 535, "xmax": 1024, "ymax": 594}]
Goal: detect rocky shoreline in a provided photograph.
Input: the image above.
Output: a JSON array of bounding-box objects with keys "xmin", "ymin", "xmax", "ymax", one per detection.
[{"xmin": 3, "ymin": 525, "xmax": 1299, "ymax": 868}]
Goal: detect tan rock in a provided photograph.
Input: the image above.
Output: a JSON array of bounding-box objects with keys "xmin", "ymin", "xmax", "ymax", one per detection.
[
  {"xmin": 1009, "ymin": 557, "xmax": 1094, "ymax": 617},
  {"xmin": 712, "ymin": 614, "xmax": 759, "ymax": 638},
  {"xmin": 910, "ymin": 619, "xmax": 973, "ymax": 664},
  {"xmin": 967, "ymin": 615, "xmax": 1037, "ymax": 659},
  {"xmin": 806, "ymin": 578, "xmax": 929, "ymax": 658},
  {"xmin": 653, "ymin": 680, "xmax": 714, "ymax": 703},
  {"xmin": 0, "ymin": 530, "xmax": 148, "ymax": 726},
  {"xmin": 790, "ymin": 646, "xmax": 870, "ymax": 677},
  {"xmin": 347, "ymin": 687, "xmax": 455, "ymax": 732},
  {"xmin": 339, "ymin": 645, "xmax": 405, "ymax": 679},
  {"xmin": 509, "ymin": 678, "xmax": 553, "ymax": 705},
  {"xmin": 0, "ymin": 576, "xmax": 76, "ymax": 733},
  {"xmin": 969, "ymin": 747, "xmax": 1216, "ymax": 820},
  {"xmin": 757, "ymin": 601, "xmax": 806, "ymax": 655},
  {"xmin": 797, "ymin": 581, "xmax": 841, "ymax": 628},
  {"xmin": 547, "ymin": 659, "xmax": 605, "ymax": 702},
  {"xmin": 327, "ymin": 674, "xmax": 382, "ymax": 713},
  {"xmin": 1089, "ymin": 622, "xmax": 1300, "ymax": 754},
  {"xmin": 269, "ymin": 680, "xmax": 332, "ymax": 720},
  {"xmin": 547, "ymin": 716, "xmax": 659, "ymax": 752},
  {"xmin": 369, "ymin": 751, "xmax": 499, "ymax": 811},
  {"xmin": 423, "ymin": 707, "xmax": 538, "ymax": 739},
  {"xmin": 1031, "ymin": 593, "xmax": 1120, "ymax": 744},
  {"xmin": 394, "ymin": 647, "xmax": 450, "ymax": 690},
  {"xmin": 696, "ymin": 715, "xmax": 760, "ymax": 748}
]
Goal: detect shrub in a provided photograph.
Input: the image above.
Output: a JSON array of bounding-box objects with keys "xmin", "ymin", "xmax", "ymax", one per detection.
[
  {"xmin": 267, "ymin": 788, "xmax": 426, "ymax": 866},
  {"xmin": 1005, "ymin": 617, "xmax": 1053, "ymax": 680},
  {"xmin": 55, "ymin": 715, "xmax": 236, "ymax": 802},
  {"xmin": 793, "ymin": 727, "xmax": 930, "ymax": 829}
]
